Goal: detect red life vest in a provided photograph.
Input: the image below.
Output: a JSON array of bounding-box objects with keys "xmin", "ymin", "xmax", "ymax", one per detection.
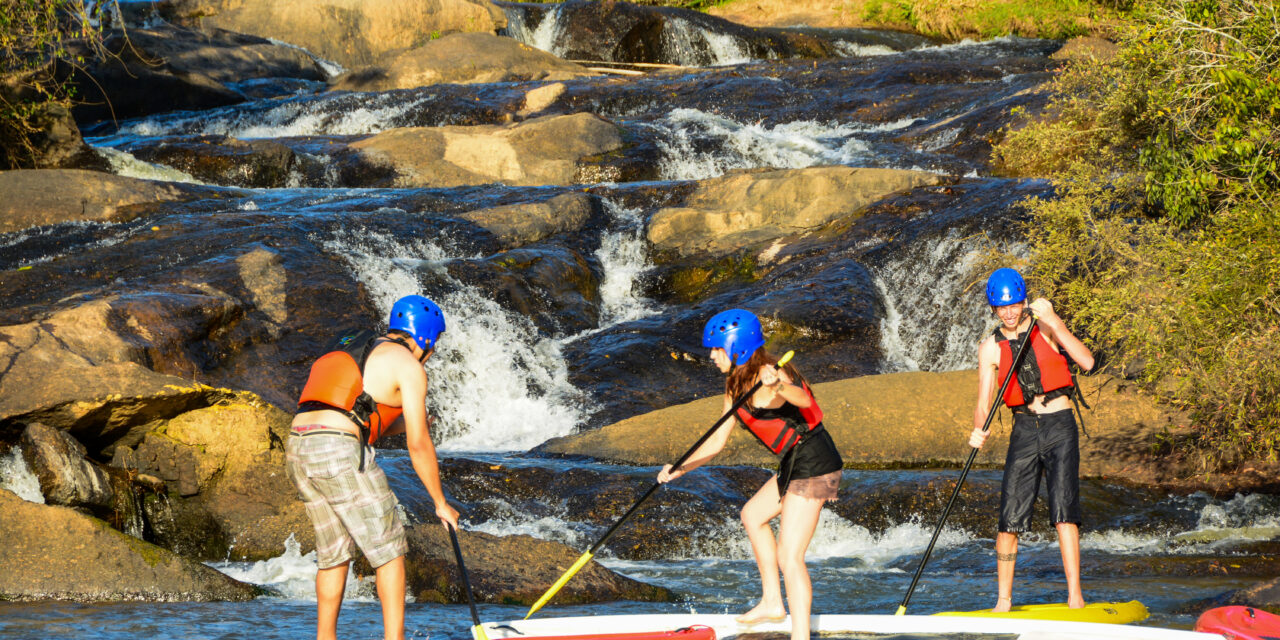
[
  {"xmin": 297, "ymin": 330, "xmax": 405, "ymax": 445},
  {"xmin": 736, "ymin": 382, "xmax": 824, "ymax": 455},
  {"xmin": 994, "ymin": 324, "xmax": 1074, "ymax": 408}
]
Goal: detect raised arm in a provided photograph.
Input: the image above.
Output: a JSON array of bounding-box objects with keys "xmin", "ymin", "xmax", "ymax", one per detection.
[{"xmin": 1029, "ymin": 298, "xmax": 1094, "ymax": 371}]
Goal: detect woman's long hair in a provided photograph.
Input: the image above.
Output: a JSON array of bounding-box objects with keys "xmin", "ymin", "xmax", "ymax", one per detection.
[{"xmin": 725, "ymin": 347, "xmax": 808, "ymax": 402}]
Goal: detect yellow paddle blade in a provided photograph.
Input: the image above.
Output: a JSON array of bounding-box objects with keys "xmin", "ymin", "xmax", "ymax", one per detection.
[
  {"xmin": 472, "ymin": 624, "xmax": 489, "ymax": 640},
  {"xmin": 524, "ymin": 551, "xmax": 595, "ymax": 619},
  {"xmin": 895, "ymin": 605, "xmax": 907, "ymax": 616},
  {"xmin": 778, "ymin": 350, "xmax": 795, "ymax": 366}
]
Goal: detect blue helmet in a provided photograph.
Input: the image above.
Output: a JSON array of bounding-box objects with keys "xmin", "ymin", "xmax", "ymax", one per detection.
[
  {"xmin": 986, "ymin": 268, "xmax": 1026, "ymax": 306},
  {"xmin": 702, "ymin": 309, "xmax": 765, "ymax": 366},
  {"xmin": 389, "ymin": 295, "xmax": 446, "ymax": 350}
]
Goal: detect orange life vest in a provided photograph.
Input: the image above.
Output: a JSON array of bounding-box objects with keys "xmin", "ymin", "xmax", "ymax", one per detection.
[
  {"xmin": 736, "ymin": 382, "xmax": 824, "ymax": 455},
  {"xmin": 994, "ymin": 324, "xmax": 1074, "ymax": 408},
  {"xmin": 297, "ymin": 329, "xmax": 405, "ymax": 445}
]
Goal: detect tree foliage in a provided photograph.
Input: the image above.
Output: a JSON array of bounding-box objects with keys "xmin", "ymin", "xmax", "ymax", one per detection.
[{"xmin": 992, "ymin": 0, "xmax": 1280, "ymax": 467}]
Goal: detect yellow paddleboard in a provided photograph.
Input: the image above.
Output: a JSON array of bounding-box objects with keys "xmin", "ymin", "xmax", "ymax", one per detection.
[{"xmin": 934, "ymin": 601, "xmax": 1149, "ymax": 624}]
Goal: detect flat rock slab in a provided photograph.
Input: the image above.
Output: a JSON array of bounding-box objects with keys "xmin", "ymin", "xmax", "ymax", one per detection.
[
  {"xmin": 0, "ymin": 170, "xmax": 230, "ymax": 234},
  {"xmin": 332, "ymin": 33, "xmax": 597, "ymax": 92},
  {"xmin": 351, "ymin": 113, "xmax": 625, "ymax": 187},
  {"xmin": 539, "ymin": 369, "xmax": 1188, "ymax": 476},
  {"xmin": 646, "ymin": 166, "xmax": 943, "ymax": 258},
  {"xmin": 0, "ymin": 488, "xmax": 260, "ymax": 602}
]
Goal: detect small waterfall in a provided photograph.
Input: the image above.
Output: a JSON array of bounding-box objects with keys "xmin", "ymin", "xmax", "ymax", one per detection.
[
  {"xmin": 207, "ymin": 534, "xmax": 377, "ymax": 601},
  {"xmin": 0, "ymin": 447, "xmax": 45, "ymax": 504},
  {"xmin": 325, "ymin": 230, "xmax": 588, "ymax": 452},
  {"xmin": 97, "ymin": 147, "xmax": 207, "ymax": 184},
  {"xmin": 663, "ymin": 17, "xmax": 753, "ymax": 67},
  {"xmin": 874, "ymin": 232, "xmax": 1011, "ymax": 372},
  {"xmin": 593, "ymin": 198, "xmax": 658, "ymax": 326},
  {"xmin": 650, "ymin": 108, "xmax": 920, "ymax": 181}
]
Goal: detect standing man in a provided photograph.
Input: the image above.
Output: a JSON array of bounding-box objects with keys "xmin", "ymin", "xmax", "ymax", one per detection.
[
  {"xmin": 287, "ymin": 295, "xmax": 460, "ymax": 640},
  {"xmin": 968, "ymin": 268, "xmax": 1094, "ymax": 612}
]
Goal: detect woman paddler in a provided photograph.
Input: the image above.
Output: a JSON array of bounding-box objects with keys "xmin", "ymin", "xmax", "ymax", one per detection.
[{"xmin": 657, "ymin": 309, "xmax": 843, "ymax": 640}]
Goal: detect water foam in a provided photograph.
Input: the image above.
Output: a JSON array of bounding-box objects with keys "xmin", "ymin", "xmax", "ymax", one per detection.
[
  {"xmin": 208, "ymin": 535, "xmax": 376, "ymax": 601},
  {"xmin": 1082, "ymin": 493, "xmax": 1280, "ymax": 555},
  {"xmin": 664, "ymin": 18, "xmax": 753, "ymax": 66},
  {"xmin": 97, "ymin": 147, "xmax": 207, "ymax": 185},
  {"xmin": 875, "ymin": 232, "xmax": 1016, "ymax": 372},
  {"xmin": 324, "ymin": 230, "xmax": 587, "ymax": 452},
  {"xmin": 593, "ymin": 198, "xmax": 658, "ymax": 326},
  {"xmin": 0, "ymin": 447, "xmax": 45, "ymax": 504},
  {"xmin": 651, "ymin": 109, "xmax": 919, "ymax": 180}
]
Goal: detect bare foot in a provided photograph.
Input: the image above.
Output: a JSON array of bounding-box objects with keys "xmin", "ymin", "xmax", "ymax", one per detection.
[
  {"xmin": 992, "ymin": 597, "xmax": 1013, "ymax": 613},
  {"xmin": 1068, "ymin": 596, "xmax": 1085, "ymax": 609},
  {"xmin": 735, "ymin": 601, "xmax": 787, "ymax": 624}
]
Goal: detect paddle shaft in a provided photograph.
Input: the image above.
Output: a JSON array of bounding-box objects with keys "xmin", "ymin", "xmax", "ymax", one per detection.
[
  {"xmin": 896, "ymin": 313, "xmax": 1038, "ymax": 615},
  {"xmin": 448, "ymin": 524, "xmax": 488, "ymax": 640},
  {"xmin": 588, "ymin": 351, "xmax": 794, "ymax": 555},
  {"xmin": 525, "ymin": 352, "xmax": 794, "ymax": 618}
]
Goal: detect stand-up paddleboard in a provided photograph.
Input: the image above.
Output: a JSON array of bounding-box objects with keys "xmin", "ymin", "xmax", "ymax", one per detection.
[
  {"xmin": 475, "ymin": 613, "xmax": 1220, "ymax": 640},
  {"xmin": 479, "ymin": 625, "xmax": 715, "ymax": 640},
  {"xmin": 1196, "ymin": 606, "xmax": 1280, "ymax": 640},
  {"xmin": 933, "ymin": 600, "xmax": 1149, "ymax": 624}
]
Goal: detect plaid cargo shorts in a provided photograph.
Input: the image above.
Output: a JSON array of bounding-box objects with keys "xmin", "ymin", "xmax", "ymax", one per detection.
[{"xmin": 286, "ymin": 428, "xmax": 407, "ymax": 569}]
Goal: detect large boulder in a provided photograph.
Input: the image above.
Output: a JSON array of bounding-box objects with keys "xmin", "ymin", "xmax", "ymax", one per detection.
[
  {"xmin": 119, "ymin": 136, "xmax": 299, "ymax": 189},
  {"xmin": 539, "ymin": 369, "xmax": 1190, "ymax": 477},
  {"xmin": 399, "ymin": 524, "xmax": 674, "ymax": 605},
  {"xmin": 162, "ymin": 0, "xmax": 507, "ymax": 69},
  {"xmin": 646, "ymin": 166, "xmax": 943, "ymax": 258},
  {"xmin": 331, "ymin": 33, "xmax": 596, "ymax": 92},
  {"xmin": 18, "ymin": 422, "xmax": 114, "ymax": 512},
  {"xmin": 0, "ymin": 488, "xmax": 260, "ymax": 601},
  {"xmin": 0, "ymin": 170, "xmax": 229, "ymax": 234},
  {"xmin": 459, "ymin": 191, "xmax": 595, "ymax": 248},
  {"xmin": 350, "ymin": 113, "xmax": 625, "ymax": 187}
]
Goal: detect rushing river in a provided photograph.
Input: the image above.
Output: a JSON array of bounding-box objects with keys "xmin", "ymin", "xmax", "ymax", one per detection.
[{"xmin": 1, "ymin": 3, "xmax": 1275, "ymax": 638}]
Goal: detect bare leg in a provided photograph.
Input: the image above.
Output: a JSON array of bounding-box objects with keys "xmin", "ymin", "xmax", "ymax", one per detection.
[
  {"xmin": 777, "ymin": 493, "xmax": 825, "ymax": 640},
  {"xmin": 376, "ymin": 555, "xmax": 407, "ymax": 640},
  {"xmin": 737, "ymin": 478, "xmax": 786, "ymax": 623},
  {"xmin": 1056, "ymin": 523, "xmax": 1084, "ymax": 608},
  {"xmin": 316, "ymin": 561, "xmax": 350, "ymax": 640},
  {"xmin": 994, "ymin": 532, "xmax": 1018, "ymax": 612}
]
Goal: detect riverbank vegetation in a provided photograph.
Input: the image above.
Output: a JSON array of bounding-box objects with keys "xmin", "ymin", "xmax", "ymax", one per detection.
[
  {"xmin": 992, "ymin": 0, "xmax": 1279, "ymax": 468},
  {"xmin": 0, "ymin": 0, "xmax": 107, "ymax": 169}
]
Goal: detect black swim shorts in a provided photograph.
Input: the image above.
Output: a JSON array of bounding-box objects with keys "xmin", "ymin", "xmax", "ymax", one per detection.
[{"xmin": 998, "ymin": 408, "xmax": 1082, "ymax": 533}]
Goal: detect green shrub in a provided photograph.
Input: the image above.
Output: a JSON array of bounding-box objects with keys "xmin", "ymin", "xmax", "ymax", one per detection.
[{"xmin": 992, "ymin": 0, "xmax": 1280, "ymax": 466}]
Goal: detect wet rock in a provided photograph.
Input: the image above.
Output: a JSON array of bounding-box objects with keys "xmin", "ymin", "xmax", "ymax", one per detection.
[
  {"xmin": 460, "ymin": 192, "xmax": 595, "ymax": 248},
  {"xmin": 1050, "ymin": 36, "xmax": 1120, "ymax": 63},
  {"xmin": 351, "ymin": 113, "xmax": 625, "ymax": 187},
  {"xmin": 159, "ymin": 0, "xmax": 507, "ymax": 69},
  {"xmin": 538, "ymin": 370, "xmax": 1189, "ymax": 477},
  {"xmin": 446, "ymin": 243, "xmax": 603, "ymax": 334},
  {"xmin": 0, "ymin": 488, "xmax": 260, "ymax": 602},
  {"xmin": 503, "ymin": 0, "xmax": 838, "ymax": 66},
  {"xmin": 120, "ymin": 136, "xmax": 299, "ymax": 188},
  {"xmin": 1186, "ymin": 576, "xmax": 1280, "ymax": 615},
  {"xmin": 0, "ymin": 169, "xmax": 229, "ymax": 234},
  {"xmin": 521, "ymin": 82, "xmax": 568, "ymax": 117},
  {"xmin": 18, "ymin": 422, "xmax": 114, "ymax": 513},
  {"xmin": 646, "ymin": 166, "xmax": 943, "ymax": 258},
  {"xmin": 0, "ymin": 86, "xmax": 94, "ymax": 169},
  {"xmin": 395, "ymin": 523, "xmax": 674, "ymax": 604},
  {"xmin": 110, "ymin": 398, "xmax": 310, "ymax": 561},
  {"xmin": 331, "ymin": 33, "xmax": 596, "ymax": 92}
]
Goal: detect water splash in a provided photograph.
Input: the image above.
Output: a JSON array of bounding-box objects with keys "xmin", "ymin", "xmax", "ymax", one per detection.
[
  {"xmin": 208, "ymin": 535, "xmax": 376, "ymax": 601},
  {"xmin": 663, "ymin": 17, "xmax": 753, "ymax": 66},
  {"xmin": 324, "ymin": 230, "xmax": 587, "ymax": 452},
  {"xmin": 1082, "ymin": 493, "xmax": 1280, "ymax": 555},
  {"xmin": 875, "ymin": 232, "xmax": 1013, "ymax": 372},
  {"xmin": 593, "ymin": 198, "xmax": 658, "ymax": 326},
  {"xmin": 0, "ymin": 447, "xmax": 45, "ymax": 504},
  {"xmin": 650, "ymin": 109, "xmax": 919, "ymax": 180}
]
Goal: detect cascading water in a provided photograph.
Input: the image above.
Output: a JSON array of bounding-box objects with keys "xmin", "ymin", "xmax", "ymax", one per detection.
[
  {"xmin": 662, "ymin": 17, "xmax": 753, "ymax": 67},
  {"xmin": 0, "ymin": 447, "xmax": 45, "ymax": 504},
  {"xmin": 592, "ymin": 198, "xmax": 658, "ymax": 326},
  {"xmin": 324, "ymin": 229, "xmax": 588, "ymax": 452},
  {"xmin": 650, "ymin": 109, "xmax": 920, "ymax": 181},
  {"xmin": 874, "ymin": 233, "xmax": 1021, "ymax": 372}
]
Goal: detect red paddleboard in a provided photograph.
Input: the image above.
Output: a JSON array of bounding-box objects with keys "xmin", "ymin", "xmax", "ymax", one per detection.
[
  {"xmin": 506, "ymin": 626, "xmax": 716, "ymax": 640},
  {"xmin": 1196, "ymin": 606, "xmax": 1280, "ymax": 640}
]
